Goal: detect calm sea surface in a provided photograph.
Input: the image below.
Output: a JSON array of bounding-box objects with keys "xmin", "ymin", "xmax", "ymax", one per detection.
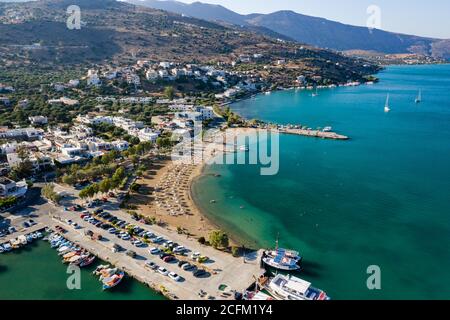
[
  {"xmin": 192, "ymin": 65, "xmax": 450, "ymax": 299},
  {"xmin": 0, "ymin": 239, "xmax": 165, "ymax": 300}
]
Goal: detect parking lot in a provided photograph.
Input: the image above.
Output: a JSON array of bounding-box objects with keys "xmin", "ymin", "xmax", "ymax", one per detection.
[{"xmin": 42, "ymin": 184, "xmax": 264, "ymax": 300}]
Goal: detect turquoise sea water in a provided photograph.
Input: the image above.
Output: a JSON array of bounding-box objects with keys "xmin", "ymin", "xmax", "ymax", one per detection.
[
  {"xmin": 0, "ymin": 240, "xmax": 165, "ymax": 300},
  {"xmin": 192, "ymin": 65, "xmax": 450, "ymax": 299}
]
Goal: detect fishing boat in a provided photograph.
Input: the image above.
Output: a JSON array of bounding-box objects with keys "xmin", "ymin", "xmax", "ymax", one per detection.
[
  {"xmin": 26, "ymin": 234, "xmax": 34, "ymax": 243},
  {"xmin": 263, "ymin": 248, "xmax": 301, "ymax": 271},
  {"xmin": 384, "ymin": 94, "xmax": 391, "ymax": 113},
  {"xmin": 65, "ymin": 255, "xmax": 81, "ymax": 264},
  {"xmin": 266, "ymin": 274, "xmax": 330, "ymax": 301},
  {"xmin": 50, "ymin": 240, "xmax": 62, "ymax": 248},
  {"xmin": 71, "ymin": 253, "xmax": 90, "ymax": 266},
  {"xmin": 244, "ymin": 291, "xmax": 274, "ymax": 300},
  {"xmin": 58, "ymin": 245, "xmax": 71, "ymax": 253},
  {"xmin": 10, "ymin": 238, "xmax": 21, "ymax": 249},
  {"xmin": 102, "ymin": 270, "xmax": 125, "ymax": 290},
  {"xmin": 18, "ymin": 235, "xmax": 28, "ymax": 245},
  {"xmin": 311, "ymin": 86, "xmax": 319, "ymax": 97},
  {"xmin": 415, "ymin": 89, "xmax": 422, "ymax": 103},
  {"xmin": 0, "ymin": 245, "xmax": 4, "ymax": 253},
  {"xmin": 93, "ymin": 264, "xmax": 110, "ymax": 275},
  {"xmin": 79, "ymin": 255, "xmax": 96, "ymax": 268},
  {"xmin": 99, "ymin": 268, "xmax": 118, "ymax": 281},
  {"xmin": 31, "ymin": 232, "xmax": 39, "ymax": 240},
  {"xmin": 3, "ymin": 243, "xmax": 12, "ymax": 252},
  {"xmin": 63, "ymin": 251, "xmax": 79, "ymax": 260},
  {"xmin": 262, "ymin": 236, "xmax": 301, "ymax": 271}
]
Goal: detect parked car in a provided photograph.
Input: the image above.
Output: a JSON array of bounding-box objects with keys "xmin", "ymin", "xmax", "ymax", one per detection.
[
  {"xmin": 168, "ymin": 272, "xmax": 182, "ymax": 282},
  {"xmin": 159, "ymin": 253, "xmax": 171, "ymax": 259},
  {"xmin": 145, "ymin": 261, "xmax": 158, "ymax": 270},
  {"xmin": 126, "ymin": 250, "xmax": 137, "ymax": 258},
  {"xmin": 149, "ymin": 247, "xmax": 160, "ymax": 255},
  {"xmin": 163, "ymin": 255, "xmax": 176, "ymax": 263},
  {"xmin": 193, "ymin": 269, "xmax": 208, "ymax": 278},
  {"xmin": 182, "ymin": 263, "xmax": 196, "ymax": 271},
  {"xmin": 178, "ymin": 260, "xmax": 188, "ymax": 268},
  {"xmin": 173, "ymin": 246, "xmax": 186, "ymax": 254},
  {"xmin": 152, "ymin": 236, "xmax": 164, "ymax": 243},
  {"xmin": 157, "ymin": 267, "xmax": 169, "ymax": 276},
  {"xmin": 132, "ymin": 240, "xmax": 143, "ymax": 247},
  {"xmin": 145, "ymin": 232, "xmax": 156, "ymax": 238}
]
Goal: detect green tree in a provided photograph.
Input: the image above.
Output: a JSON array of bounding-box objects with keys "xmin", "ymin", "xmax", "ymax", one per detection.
[
  {"xmin": 42, "ymin": 184, "xmax": 62, "ymax": 204},
  {"xmin": 112, "ymin": 167, "xmax": 126, "ymax": 185},
  {"xmin": 164, "ymin": 86, "xmax": 175, "ymax": 100},
  {"xmin": 62, "ymin": 174, "xmax": 76, "ymax": 186},
  {"xmin": 208, "ymin": 230, "xmax": 229, "ymax": 249},
  {"xmin": 99, "ymin": 178, "xmax": 112, "ymax": 194}
]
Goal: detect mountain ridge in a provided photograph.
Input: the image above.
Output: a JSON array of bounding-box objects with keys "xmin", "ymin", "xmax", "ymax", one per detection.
[{"xmin": 126, "ymin": 0, "xmax": 449, "ymax": 59}]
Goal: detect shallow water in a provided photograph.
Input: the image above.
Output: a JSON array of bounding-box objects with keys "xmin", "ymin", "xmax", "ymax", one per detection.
[{"xmin": 192, "ymin": 65, "xmax": 450, "ymax": 299}]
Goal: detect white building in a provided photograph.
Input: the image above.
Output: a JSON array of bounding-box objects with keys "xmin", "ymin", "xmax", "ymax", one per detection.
[
  {"xmin": 136, "ymin": 128, "xmax": 159, "ymax": 142},
  {"xmin": 159, "ymin": 62, "xmax": 171, "ymax": 69},
  {"xmin": 0, "ymin": 177, "xmax": 28, "ymax": 199},
  {"xmin": 18, "ymin": 99, "xmax": 29, "ymax": 108},
  {"xmin": 158, "ymin": 70, "xmax": 169, "ymax": 78},
  {"xmin": 196, "ymin": 106, "xmax": 214, "ymax": 120},
  {"xmin": 67, "ymin": 79, "xmax": 80, "ymax": 87},
  {"xmin": 29, "ymin": 116, "xmax": 48, "ymax": 125},
  {"xmin": 61, "ymin": 147, "xmax": 84, "ymax": 158},
  {"xmin": 0, "ymin": 127, "xmax": 44, "ymax": 141},
  {"xmin": 146, "ymin": 69, "xmax": 159, "ymax": 81},
  {"xmin": 48, "ymin": 97, "xmax": 79, "ymax": 106},
  {"xmin": 53, "ymin": 83, "xmax": 66, "ymax": 92},
  {"xmin": 87, "ymin": 69, "xmax": 101, "ymax": 86}
]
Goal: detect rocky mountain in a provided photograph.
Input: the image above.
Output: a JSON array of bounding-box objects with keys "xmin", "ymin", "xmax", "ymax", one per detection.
[
  {"xmin": 127, "ymin": 0, "xmax": 449, "ymax": 59},
  {"xmin": 0, "ymin": 1, "xmax": 373, "ymax": 68}
]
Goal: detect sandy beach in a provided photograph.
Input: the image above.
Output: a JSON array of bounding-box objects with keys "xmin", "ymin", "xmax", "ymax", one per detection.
[{"xmin": 128, "ymin": 128, "xmax": 266, "ymax": 243}]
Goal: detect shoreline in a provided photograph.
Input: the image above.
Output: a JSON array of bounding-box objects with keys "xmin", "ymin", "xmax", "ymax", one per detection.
[{"xmin": 131, "ymin": 125, "xmax": 348, "ymax": 248}]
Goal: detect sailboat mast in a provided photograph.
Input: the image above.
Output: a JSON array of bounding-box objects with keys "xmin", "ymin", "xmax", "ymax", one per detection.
[{"xmin": 275, "ymin": 232, "xmax": 279, "ymax": 250}]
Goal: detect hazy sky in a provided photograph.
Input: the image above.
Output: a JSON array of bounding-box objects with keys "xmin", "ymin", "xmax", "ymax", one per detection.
[{"xmin": 176, "ymin": 0, "xmax": 450, "ymax": 39}]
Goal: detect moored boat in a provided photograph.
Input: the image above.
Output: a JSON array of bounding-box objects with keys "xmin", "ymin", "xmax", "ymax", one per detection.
[
  {"xmin": 266, "ymin": 274, "xmax": 330, "ymax": 300},
  {"xmin": 102, "ymin": 270, "xmax": 125, "ymax": 290},
  {"xmin": 18, "ymin": 235, "xmax": 28, "ymax": 246},
  {"xmin": 79, "ymin": 255, "xmax": 96, "ymax": 268},
  {"xmin": 93, "ymin": 264, "xmax": 110, "ymax": 275},
  {"xmin": 262, "ymin": 244, "xmax": 302, "ymax": 271}
]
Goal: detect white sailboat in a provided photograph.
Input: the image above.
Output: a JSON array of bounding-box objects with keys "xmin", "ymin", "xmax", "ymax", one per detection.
[
  {"xmin": 384, "ymin": 94, "xmax": 391, "ymax": 113},
  {"xmin": 415, "ymin": 90, "xmax": 422, "ymax": 103},
  {"xmin": 311, "ymin": 86, "xmax": 318, "ymax": 97}
]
